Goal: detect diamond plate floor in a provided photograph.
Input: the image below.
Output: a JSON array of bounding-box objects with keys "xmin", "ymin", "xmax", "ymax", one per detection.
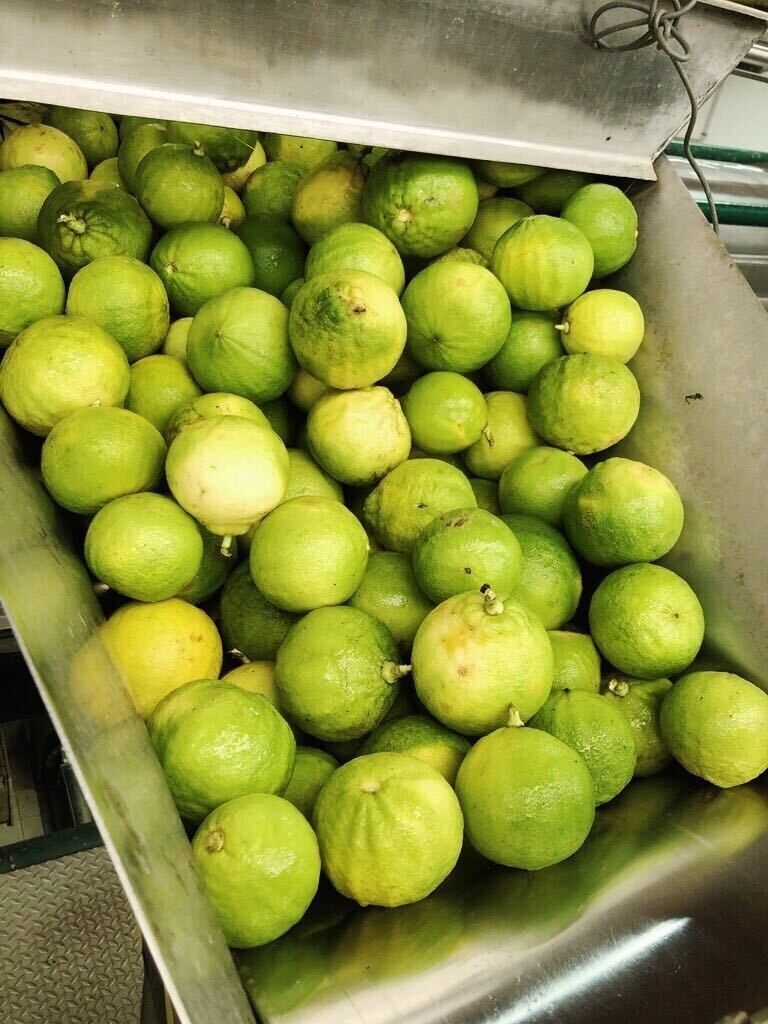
[{"xmin": 0, "ymin": 845, "xmax": 143, "ymax": 1024}]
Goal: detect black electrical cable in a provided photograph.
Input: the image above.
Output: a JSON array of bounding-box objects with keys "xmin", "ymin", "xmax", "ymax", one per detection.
[{"xmin": 589, "ymin": 0, "xmax": 720, "ymax": 234}]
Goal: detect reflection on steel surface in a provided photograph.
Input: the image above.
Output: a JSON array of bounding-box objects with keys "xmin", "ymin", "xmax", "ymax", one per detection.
[
  {"xmin": 0, "ymin": 413, "xmax": 254, "ymax": 1024},
  {"xmin": 613, "ymin": 158, "xmax": 768, "ymax": 686},
  {"xmin": 0, "ymin": 0, "xmax": 765, "ymax": 179},
  {"xmin": 238, "ymin": 775, "xmax": 768, "ymax": 1024}
]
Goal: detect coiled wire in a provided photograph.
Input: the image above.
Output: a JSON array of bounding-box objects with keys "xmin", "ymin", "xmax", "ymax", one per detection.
[{"xmin": 589, "ymin": 0, "xmax": 720, "ymax": 234}]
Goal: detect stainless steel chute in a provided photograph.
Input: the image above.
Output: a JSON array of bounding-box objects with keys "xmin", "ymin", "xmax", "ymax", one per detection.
[{"xmin": 1, "ymin": 3, "xmax": 768, "ymax": 1023}]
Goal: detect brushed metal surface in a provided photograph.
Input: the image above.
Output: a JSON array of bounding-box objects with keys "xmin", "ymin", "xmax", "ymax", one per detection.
[
  {"xmin": 0, "ymin": 416, "xmax": 254, "ymax": 1024},
  {"xmin": 0, "ymin": 0, "xmax": 764, "ymax": 179},
  {"xmin": 239, "ymin": 774, "xmax": 768, "ymax": 1024},
  {"xmin": 612, "ymin": 156, "xmax": 768, "ymax": 686}
]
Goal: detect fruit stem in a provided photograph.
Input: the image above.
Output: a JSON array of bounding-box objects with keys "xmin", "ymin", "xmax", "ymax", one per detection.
[
  {"xmin": 481, "ymin": 584, "xmax": 504, "ymax": 616},
  {"xmin": 555, "ymin": 321, "xmax": 569, "ymax": 334},
  {"xmin": 220, "ymin": 216, "xmax": 231, "ymax": 229},
  {"xmin": 220, "ymin": 535, "xmax": 234, "ymax": 558},
  {"xmin": 93, "ymin": 581, "xmax": 110, "ymax": 595},
  {"xmin": 56, "ymin": 212, "xmax": 87, "ymax": 235},
  {"xmin": 608, "ymin": 678, "xmax": 631, "ymax": 698},
  {"xmin": 205, "ymin": 828, "xmax": 225, "ymax": 853},
  {"xmin": 481, "ymin": 425, "xmax": 495, "ymax": 448},
  {"xmin": 229, "ymin": 648, "xmax": 251, "ymax": 664},
  {"xmin": 507, "ymin": 706, "xmax": 525, "ymax": 728},
  {"xmin": 381, "ymin": 662, "xmax": 411, "ymax": 684}
]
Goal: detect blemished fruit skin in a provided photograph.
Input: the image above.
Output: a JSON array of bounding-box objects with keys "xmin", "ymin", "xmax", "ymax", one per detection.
[
  {"xmin": 98, "ymin": 597, "xmax": 223, "ymax": 717},
  {"xmin": 0, "ymin": 312, "xmax": 129, "ymax": 436},
  {"xmin": 491, "ymin": 215, "xmax": 594, "ymax": 311},
  {"xmin": 589, "ymin": 563, "xmax": 705, "ymax": 679},
  {"xmin": 563, "ymin": 457, "xmax": 684, "ymax": 567},
  {"xmin": 501, "ymin": 514, "xmax": 582, "ymax": 630},
  {"xmin": 363, "ymin": 458, "xmax": 477, "ymax": 554},
  {"xmin": 401, "ymin": 262, "xmax": 511, "ymax": 373},
  {"xmin": 84, "ymin": 492, "xmax": 203, "ymax": 602},
  {"xmin": 530, "ymin": 690, "xmax": 637, "ymax": 805},
  {"xmin": 549, "ymin": 630, "xmax": 602, "ymax": 693},
  {"xmin": 275, "ymin": 606, "xmax": 405, "ymax": 741},
  {"xmin": 186, "ymin": 286, "xmax": 296, "ymax": 404},
  {"xmin": 412, "ymin": 507, "xmax": 522, "ymax": 603},
  {"xmin": 348, "ymin": 550, "xmax": 434, "ymax": 655},
  {"xmin": 412, "ymin": 589, "xmax": 554, "ymax": 735},
  {"xmin": 360, "ymin": 714, "xmax": 471, "ymax": 786},
  {"xmin": 289, "ymin": 269, "xmax": 407, "ymax": 389},
  {"xmin": 561, "ymin": 183, "xmax": 638, "ymax": 278},
  {"xmin": 0, "ymin": 236, "xmax": 66, "ymax": 344},
  {"xmin": 192, "ymin": 793, "xmax": 321, "ymax": 947},
  {"xmin": 455, "ymin": 724, "xmax": 595, "ymax": 869},
  {"xmin": 41, "ymin": 406, "xmax": 166, "ymax": 515},
  {"xmin": 219, "ymin": 561, "xmax": 298, "ymax": 661},
  {"xmin": 603, "ymin": 675, "xmax": 673, "ymax": 777},
  {"xmin": 307, "ymin": 386, "xmax": 411, "ymax": 486},
  {"xmin": 37, "ymin": 179, "xmax": 153, "ymax": 276},
  {"xmin": 148, "ymin": 679, "xmax": 296, "ymax": 820},
  {"xmin": 660, "ymin": 671, "xmax": 768, "ymax": 788},
  {"xmin": 527, "ymin": 354, "xmax": 640, "ymax": 455},
  {"xmin": 312, "ymin": 752, "xmax": 464, "ymax": 906},
  {"xmin": 362, "ymin": 152, "xmax": 479, "ymax": 257},
  {"xmin": 282, "ymin": 747, "xmax": 339, "ymax": 819},
  {"xmin": 249, "ymin": 495, "xmax": 370, "ymax": 613},
  {"xmin": 498, "ymin": 446, "xmax": 587, "ymax": 526}
]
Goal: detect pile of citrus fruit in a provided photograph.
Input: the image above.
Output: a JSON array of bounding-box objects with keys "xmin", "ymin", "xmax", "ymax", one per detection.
[{"xmin": 2, "ymin": 106, "xmax": 767, "ymax": 954}]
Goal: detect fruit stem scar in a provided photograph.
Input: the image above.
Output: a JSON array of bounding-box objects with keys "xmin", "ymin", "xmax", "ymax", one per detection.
[
  {"xmin": 507, "ymin": 705, "xmax": 525, "ymax": 728},
  {"xmin": 229, "ymin": 647, "xmax": 251, "ymax": 664},
  {"xmin": 395, "ymin": 208, "xmax": 412, "ymax": 224},
  {"xmin": 481, "ymin": 425, "xmax": 495, "ymax": 448},
  {"xmin": 360, "ymin": 781, "xmax": 381, "ymax": 795},
  {"xmin": 205, "ymin": 828, "xmax": 225, "ymax": 853},
  {"xmin": 381, "ymin": 662, "xmax": 412, "ymax": 684},
  {"xmin": 609, "ymin": 678, "xmax": 630, "ymax": 697},
  {"xmin": 56, "ymin": 213, "xmax": 87, "ymax": 235},
  {"xmin": 220, "ymin": 535, "xmax": 234, "ymax": 558},
  {"xmin": 480, "ymin": 584, "xmax": 504, "ymax": 616}
]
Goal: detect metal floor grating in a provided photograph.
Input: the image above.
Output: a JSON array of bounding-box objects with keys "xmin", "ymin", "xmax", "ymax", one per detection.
[{"xmin": 0, "ymin": 846, "xmax": 143, "ymax": 1024}]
